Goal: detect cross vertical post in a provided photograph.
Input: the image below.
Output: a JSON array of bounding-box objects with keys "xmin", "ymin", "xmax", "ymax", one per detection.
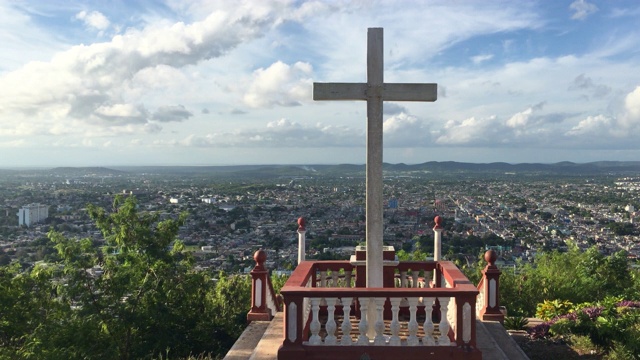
[
  {"xmin": 366, "ymin": 28, "xmax": 384, "ymax": 287},
  {"xmin": 313, "ymin": 27, "xmax": 437, "ymax": 288}
]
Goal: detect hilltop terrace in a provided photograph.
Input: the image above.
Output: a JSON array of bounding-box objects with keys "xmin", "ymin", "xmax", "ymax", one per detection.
[{"xmin": 225, "ymin": 218, "xmax": 527, "ymax": 360}]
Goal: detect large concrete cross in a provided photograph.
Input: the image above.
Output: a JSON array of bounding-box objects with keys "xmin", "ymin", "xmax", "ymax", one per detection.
[{"xmin": 314, "ymin": 28, "xmax": 437, "ymax": 288}]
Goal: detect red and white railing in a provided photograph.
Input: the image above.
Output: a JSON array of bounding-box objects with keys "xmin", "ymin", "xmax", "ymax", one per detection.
[{"xmin": 277, "ymin": 260, "xmax": 482, "ymax": 360}]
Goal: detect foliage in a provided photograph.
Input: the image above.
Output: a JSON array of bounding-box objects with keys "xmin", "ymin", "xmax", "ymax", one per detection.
[
  {"xmin": 503, "ymin": 315, "xmax": 529, "ymax": 330},
  {"xmin": 494, "ymin": 244, "xmax": 636, "ymax": 317},
  {"xmin": 396, "ymin": 248, "xmax": 429, "ymax": 261},
  {"xmin": 528, "ymin": 298, "xmax": 640, "ymax": 358},
  {"xmin": 270, "ymin": 273, "xmax": 289, "ymax": 294},
  {"xmin": 0, "ymin": 196, "xmax": 251, "ymax": 360},
  {"xmin": 536, "ymin": 299, "xmax": 574, "ymax": 321}
]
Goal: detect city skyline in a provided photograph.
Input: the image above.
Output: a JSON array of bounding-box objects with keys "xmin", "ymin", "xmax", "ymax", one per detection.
[{"xmin": 2, "ymin": 0, "xmax": 640, "ymax": 167}]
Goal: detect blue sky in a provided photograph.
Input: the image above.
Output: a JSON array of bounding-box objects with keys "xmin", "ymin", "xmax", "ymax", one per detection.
[{"xmin": 1, "ymin": 0, "xmax": 640, "ymax": 167}]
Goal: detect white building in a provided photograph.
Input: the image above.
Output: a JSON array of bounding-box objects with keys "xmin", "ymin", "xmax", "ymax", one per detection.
[{"xmin": 18, "ymin": 203, "xmax": 49, "ymax": 227}]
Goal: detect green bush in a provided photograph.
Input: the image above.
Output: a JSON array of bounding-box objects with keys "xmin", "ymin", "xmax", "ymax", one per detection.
[
  {"xmin": 549, "ymin": 318, "xmax": 575, "ymax": 336},
  {"xmin": 536, "ymin": 299, "xmax": 574, "ymax": 321},
  {"xmin": 503, "ymin": 316, "xmax": 529, "ymax": 330}
]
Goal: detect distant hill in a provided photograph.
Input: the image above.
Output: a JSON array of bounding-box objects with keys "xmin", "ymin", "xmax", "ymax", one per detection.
[
  {"xmin": 379, "ymin": 161, "xmax": 640, "ymax": 175},
  {"xmin": 5, "ymin": 161, "xmax": 640, "ymax": 178},
  {"xmin": 47, "ymin": 167, "xmax": 128, "ymax": 176}
]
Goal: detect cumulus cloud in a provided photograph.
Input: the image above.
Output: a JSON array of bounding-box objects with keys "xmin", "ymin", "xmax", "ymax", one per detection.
[
  {"xmin": 566, "ymin": 114, "xmax": 613, "ymax": 136},
  {"xmin": 621, "ymin": 86, "xmax": 640, "ymax": 127},
  {"xmin": 75, "ymin": 10, "xmax": 110, "ymax": 31},
  {"xmin": 570, "ymin": 0, "xmax": 598, "ymax": 20},
  {"xmin": 383, "ymin": 113, "xmax": 431, "ymax": 146},
  {"xmin": 383, "ymin": 103, "xmax": 407, "ymax": 115},
  {"xmin": 243, "ymin": 61, "xmax": 313, "ymax": 108},
  {"xmin": 436, "ymin": 116, "xmax": 501, "ymax": 146},
  {"xmin": 434, "ymin": 103, "xmax": 568, "ymax": 147},
  {"xmin": 0, "ymin": 3, "xmax": 288, "ymax": 137},
  {"xmin": 565, "ymin": 87, "xmax": 640, "ymax": 141},
  {"xmin": 505, "ymin": 102, "xmax": 545, "ymax": 128},
  {"xmin": 152, "ymin": 105, "xmax": 193, "ymax": 122}
]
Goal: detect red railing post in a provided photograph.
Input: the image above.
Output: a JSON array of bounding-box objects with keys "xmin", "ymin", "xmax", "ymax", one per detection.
[
  {"xmin": 247, "ymin": 249, "xmax": 272, "ymax": 322},
  {"xmin": 278, "ymin": 294, "xmax": 306, "ymax": 360},
  {"xmin": 455, "ymin": 293, "xmax": 477, "ymax": 349},
  {"xmin": 478, "ymin": 249, "xmax": 504, "ymax": 323}
]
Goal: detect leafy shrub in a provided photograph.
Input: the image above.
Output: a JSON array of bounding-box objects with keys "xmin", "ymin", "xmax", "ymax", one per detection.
[
  {"xmin": 535, "ymin": 299, "xmax": 574, "ymax": 321},
  {"xmin": 528, "ymin": 297, "xmax": 640, "ymax": 357},
  {"xmin": 528, "ymin": 323, "xmax": 550, "ymax": 339},
  {"xmin": 504, "ymin": 315, "xmax": 529, "ymax": 330},
  {"xmin": 549, "ymin": 318, "xmax": 575, "ymax": 336},
  {"xmin": 605, "ymin": 341, "xmax": 638, "ymax": 360}
]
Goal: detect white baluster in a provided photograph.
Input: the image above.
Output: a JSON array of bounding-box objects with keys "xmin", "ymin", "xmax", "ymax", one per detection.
[
  {"xmin": 373, "ymin": 297, "xmax": 386, "ymax": 345},
  {"xmin": 344, "ymin": 270, "xmax": 352, "ymax": 288},
  {"xmin": 400, "ymin": 271, "xmax": 407, "ymax": 288},
  {"xmin": 318, "ymin": 271, "xmax": 328, "ymax": 307},
  {"xmin": 309, "ymin": 298, "xmax": 322, "ymax": 345},
  {"xmin": 438, "ymin": 297, "xmax": 451, "ymax": 346},
  {"xmin": 422, "ymin": 297, "xmax": 436, "ymax": 345},
  {"xmin": 412, "ymin": 272, "xmax": 419, "ymax": 288},
  {"xmin": 389, "ymin": 298, "xmax": 402, "ymax": 346},
  {"xmin": 332, "ymin": 271, "xmax": 339, "ymax": 287},
  {"xmin": 357, "ymin": 298, "xmax": 370, "ymax": 345},
  {"xmin": 325, "ymin": 297, "xmax": 338, "ymax": 345},
  {"xmin": 340, "ymin": 297, "xmax": 353, "ymax": 345},
  {"xmin": 448, "ymin": 296, "xmax": 456, "ymax": 335},
  {"xmin": 407, "ymin": 297, "xmax": 419, "ymax": 346},
  {"xmin": 463, "ymin": 302, "xmax": 472, "ymax": 344}
]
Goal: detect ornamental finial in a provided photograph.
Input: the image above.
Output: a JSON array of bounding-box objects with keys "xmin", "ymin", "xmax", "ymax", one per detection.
[{"xmin": 434, "ymin": 215, "xmax": 443, "ymax": 230}]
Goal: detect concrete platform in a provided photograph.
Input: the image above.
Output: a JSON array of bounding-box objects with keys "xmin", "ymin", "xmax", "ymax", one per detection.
[
  {"xmin": 224, "ymin": 313, "xmax": 529, "ymax": 360},
  {"xmin": 223, "ymin": 319, "xmax": 272, "ymax": 360}
]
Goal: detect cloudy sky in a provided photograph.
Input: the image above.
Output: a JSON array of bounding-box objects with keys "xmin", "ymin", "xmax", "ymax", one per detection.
[{"xmin": 1, "ymin": 0, "xmax": 640, "ymax": 167}]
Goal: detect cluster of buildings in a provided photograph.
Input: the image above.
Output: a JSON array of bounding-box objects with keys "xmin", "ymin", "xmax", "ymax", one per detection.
[
  {"xmin": 17, "ymin": 203, "xmax": 48, "ymax": 227},
  {"xmin": 1, "ymin": 170, "xmax": 639, "ymax": 272}
]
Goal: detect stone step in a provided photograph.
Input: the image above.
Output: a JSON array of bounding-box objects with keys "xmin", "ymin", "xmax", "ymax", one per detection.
[{"xmin": 477, "ymin": 320, "xmax": 530, "ymax": 360}]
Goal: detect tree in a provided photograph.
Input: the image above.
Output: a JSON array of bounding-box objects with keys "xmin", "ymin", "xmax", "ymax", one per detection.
[
  {"xmin": 491, "ymin": 244, "xmax": 635, "ymax": 317},
  {"xmin": 1, "ymin": 196, "xmax": 250, "ymax": 360}
]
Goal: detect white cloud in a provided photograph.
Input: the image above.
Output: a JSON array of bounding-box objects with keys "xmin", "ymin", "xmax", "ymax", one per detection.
[
  {"xmin": 570, "ymin": 0, "xmax": 598, "ymax": 20},
  {"xmin": 623, "ymin": 86, "xmax": 640, "ymax": 121},
  {"xmin": 0, "ymin": 3, "xmax": 287, "ymax": 137},
  {"xmin": 383, "ymin": 113, "xmax": 431, "ymax": 147},
  {"xmin": 436, "ymin": 116, "xmax": 501, "ymax": 145},
  {"xmin": 566, "ymin": 114, "xmax": 613, "ymax": 136},
  {"xmin": 619, "ymin": 85, "xmax": 640, "ymax": 130},
  {"xmin": 471, "ymin": 54, "xmax": 494, "ymax": 64},
  {"xmin": 505, "ymin": 102, "xmax": 545, "ymax": 128},
  {"xmin": 565, "ymin": 87, "xmax": 640, "ymax": 141},
  {"xmin": 243, "ymin": 61, "xmax": 313, "ymax": 108},
  {"xmin": 75, "ymin": 10, "xmax": 110, "ymax": 31},
  {"xmin": 383, "ymin": 103, "xmax": 408, "ymax": 115}
]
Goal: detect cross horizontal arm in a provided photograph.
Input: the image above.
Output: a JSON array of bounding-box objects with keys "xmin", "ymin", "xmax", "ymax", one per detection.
[
  {"xmin": 313, "ymin": 83, "xmax": 367, "ymax": 101},
  {"xmin": 383, "ymin": 83, "xmax": 437, "ymax": 102},
  {"xmin": 313, "ymin": 82, "xmax": 437, "ymax": 102}
]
